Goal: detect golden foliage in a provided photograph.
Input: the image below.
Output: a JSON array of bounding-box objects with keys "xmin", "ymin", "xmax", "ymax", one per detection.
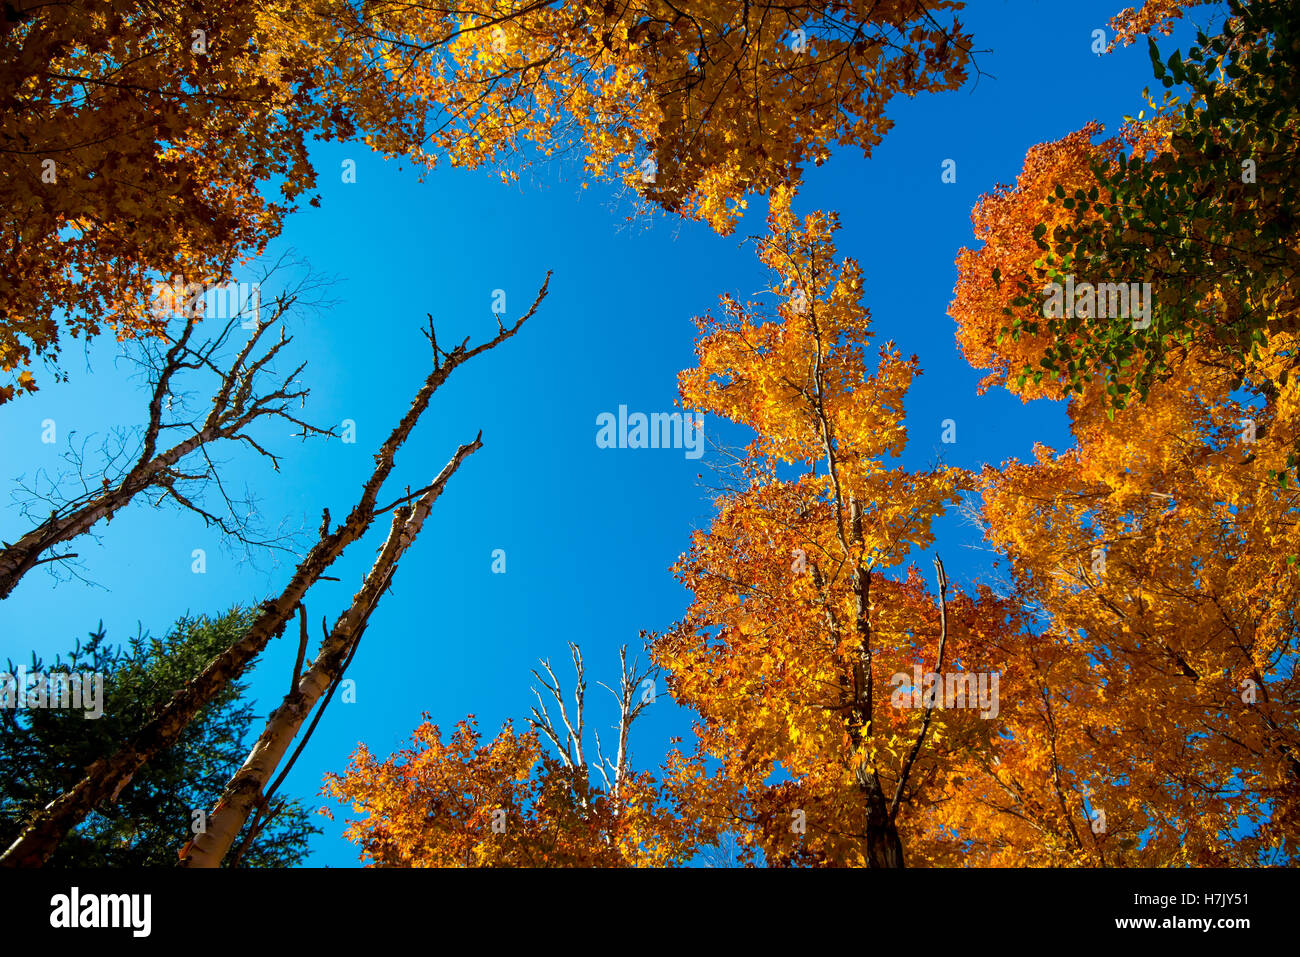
[
  {"xmin": 368, "ymin": 1, "xmax": 971, "ymax": 233},
  {"xmin": 657, "ymin": 190, "xmax": 1002, "ymax": 865},
  {"xmin": 1, "ymin": 0, "xmax": 971, "ymax": 401},
  {"xmin": 322, "ymin": 716, "xmax": 691, "ymax": 867}
]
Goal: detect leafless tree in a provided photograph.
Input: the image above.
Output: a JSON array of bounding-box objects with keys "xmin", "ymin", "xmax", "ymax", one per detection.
[
  {"xmin": 0, "ymin": 272, "xmax": 550, "ymax": 868},
  {"xmin": 173, "ymin": 273, "xmax": 552, "ymax": 867},
  {"xmin": 0, "ymin": 266, "xmax": 336, "ymax": 599},
  {"xmin": 529, "ymin": 640, "xmax": 656, "ymax": 804}
]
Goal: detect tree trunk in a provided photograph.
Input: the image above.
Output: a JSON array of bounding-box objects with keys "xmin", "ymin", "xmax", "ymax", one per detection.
[
  {"xmin": 0, "ymin": 280, "xmax": 545, "ymax": 867},
  {"xmin": 859, "ymin": 768, "xmax": 905, "ymax": 868},
  {"xmin": 179, "ymin": 439, "xmax": 479, "ymax": 867}
]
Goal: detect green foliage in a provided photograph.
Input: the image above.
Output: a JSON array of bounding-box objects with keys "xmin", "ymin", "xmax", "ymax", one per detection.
[
  {"xmin": 0, "ymin": 609, "xmax": 319, "ymax": 867},
  {"xmin": 1002, "ymin": 0, "xmax": 1299, "ymax": 411}
]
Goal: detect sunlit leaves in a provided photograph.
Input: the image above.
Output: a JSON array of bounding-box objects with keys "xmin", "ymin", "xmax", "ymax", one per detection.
[
  {"xmin": 322, "ymin": 716, "xmax": 689, "ymax": 867},
  {"xmin": 365, "ymin": 0, "xmax": 971, "ymax": 234},
  {"xmin": 657, "ymin": 191, "xmax": 998, "ymax": 865}
]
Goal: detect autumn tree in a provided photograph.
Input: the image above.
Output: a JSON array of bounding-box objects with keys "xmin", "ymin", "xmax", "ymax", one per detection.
[
  {"xmin": 324, "ymin": 717, "xmax": 548, "ymax": 867},
  {"xmin": 1, "ymin": 0, "xmax": 973, "ymax": 399},
  {"xmin": 0, "ymin": 0, "xmax": 368, "ymax": 400},
  {"xmin": 947, "ymin": 7, "xmax": 1300, "ymax": 858},
  {"xmin": 361, "ymin": 0, "xmax": 973, "ymax": 233},
  {"xmin": 653, "ymin": 189, "xmax": 1013, "ymax": 867},
  {"xmin": 928, "ymin": 344, "xmax": 1300, "ymax": 865},
  {"xmin": 903, "ymin": 598, "xmax": 1116, "ymax": 866},
  {"xmin": 322, "ymin": 643, "xmax": 691, "ymax": 867},
  {"xmin": 0, "ymin": 611, "xmax": 318, "ymax": 868},
  {"xmin": 983, "ymin": 0, "xmax": 1298, "ymax": 413}
]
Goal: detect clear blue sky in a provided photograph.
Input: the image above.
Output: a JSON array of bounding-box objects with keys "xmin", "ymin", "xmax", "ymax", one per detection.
[{"xmin": 0, "ymin": 1, "xmax": 1212, "ymax": 866}]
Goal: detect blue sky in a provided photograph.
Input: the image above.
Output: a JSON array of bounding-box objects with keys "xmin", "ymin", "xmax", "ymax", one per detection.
[{"xmin": 0, "ymin": 1, "xmax": 1213, "ymax": 866}]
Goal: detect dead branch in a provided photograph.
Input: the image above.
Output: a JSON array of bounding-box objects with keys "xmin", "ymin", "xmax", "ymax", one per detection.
[
  {"xmin": 1, "ymin": 268, "xmax": 334, "ymax": 598},
  {"xmin": 0, "ymin": 273, "xmax": 548, "ymax": 867}
]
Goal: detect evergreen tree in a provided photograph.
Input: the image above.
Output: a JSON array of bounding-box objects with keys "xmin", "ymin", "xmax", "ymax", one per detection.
[{"xmin": 0, "ymin": 608, "xmax": 318, "ymax": 867}]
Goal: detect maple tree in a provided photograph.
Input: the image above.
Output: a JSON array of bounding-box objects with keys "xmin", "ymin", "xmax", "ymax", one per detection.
[
  {"xmin": 1, "ymin": 0, "xmax": 972, "ymax": 400},
  {"xmin": 943, "ymin": 0, "xmax": 1300, "ymax": 863},
  {"xmin": 325, "ymin": 717, "xmax": 553, "ymax": 867},
  {"xmin": 650, "ymin": 189, "xmax": 1014, "ymax": 866},
  {"xmin": 361, "ymin": 0, "xmax": 973, "ymax": 232},
  {"xmin": 322, "ymin": 644, "xmax": 692, "ymax": 867},
  {"xmin": 0, "ymin": 0, "xmax": 369, "ymax": 402},
  {"xmin": 927, "ymin": 331, "xmax": 1300, "ymax": 865},
  {"xmin": 980, "ymin": 0, "xmax": 1298, "ymax": 415}
]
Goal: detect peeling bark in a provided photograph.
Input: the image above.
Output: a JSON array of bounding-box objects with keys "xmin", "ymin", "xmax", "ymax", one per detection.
[
  {"xmin": 0, "ymin": 274, "xmax": 547, "ymax": 867},
  {"xmin": 179, "ymin": 439, "xmax": 481, "ymax": 867}
]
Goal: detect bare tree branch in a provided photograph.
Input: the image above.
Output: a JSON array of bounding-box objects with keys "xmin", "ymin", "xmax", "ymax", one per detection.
[
  {"xmin": 0, "ymin": 274, "xmax": 548, "ymax": 867},
  {"xmin": 1, "ymin": 268, "xmax": 336, "ymax": 598},
  {"xmin": 180, "ymin": 434, "xmax": 485, "ymax": 867}
]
